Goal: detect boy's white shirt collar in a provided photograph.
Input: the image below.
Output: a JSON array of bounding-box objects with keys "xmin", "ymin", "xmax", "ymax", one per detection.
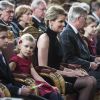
[{"xmin": 0, "ymin": 51, "xmax": 6, "ymax": 64}]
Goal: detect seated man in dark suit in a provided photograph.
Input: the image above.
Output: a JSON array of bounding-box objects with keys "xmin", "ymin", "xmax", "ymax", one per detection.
[
  {"xmin": 31, "ymin": 0, "xmax": 47, "ymax": 33},
  {"xmin": 60, "ymin": 5, "xmax": 100, "ymax": 89},
  {"xmin": 0, "ymin": 1, "xmax": 20, "ymax": 38},
  {"xmin": 0, "ymin": 24, "xmax": 47, "ymax": 100}
]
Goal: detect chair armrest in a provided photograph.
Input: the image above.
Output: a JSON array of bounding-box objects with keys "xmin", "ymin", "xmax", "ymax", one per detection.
[
  {"xmin": 13, "ymin": 73, "xmax": 31, "ymax": 79},
  {"xmin": 35, "ymin": 66, "xmax": 57, "ymax": 73},
  {"xmin": 60, "ymin": 63, "xmax": 81, "ymax": 69}
]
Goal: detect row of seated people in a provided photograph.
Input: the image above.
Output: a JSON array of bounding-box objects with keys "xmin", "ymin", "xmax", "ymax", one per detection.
[
  {"xmin": 0, "ymin": 2, "xmax": 67, "ymax": 100},
  {"xmin": 0, "ymin": 24, "xmax": 64, "ymax": 100},
  {"xmin": 0, "ymin": 1, "xmax": 100, "ymax": 100},
  {"xmin": 0, "ymin": 1, "xmax": 66, "ymax": 99},
  {"xmin": 0, "ymin": 24, "xmax": 97, "ymax": 100}
]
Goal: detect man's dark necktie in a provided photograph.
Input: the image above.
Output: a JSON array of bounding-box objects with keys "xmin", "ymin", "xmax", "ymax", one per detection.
[{"xmin": 77, "ymin": 33, "xmax": 90, "ymax": 58}]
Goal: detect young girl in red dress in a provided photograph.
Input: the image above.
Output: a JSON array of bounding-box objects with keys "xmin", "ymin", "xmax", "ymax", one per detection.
[{"xmin": 9, "ymin": 33, "xmax": 63, "ymax": 100}]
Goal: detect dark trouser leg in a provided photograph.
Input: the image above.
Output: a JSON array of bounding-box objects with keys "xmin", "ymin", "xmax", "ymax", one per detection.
[
  {"xmin": 43, "ymin": 92, "xmax": 64, "ymax": 100},
  {"xmin": 89, "ymin": 70, "xmax": 100, "ymax": 90},
  {"xmin": 74, "ymin": 76, "xmax": 96, "ymax": 100}
]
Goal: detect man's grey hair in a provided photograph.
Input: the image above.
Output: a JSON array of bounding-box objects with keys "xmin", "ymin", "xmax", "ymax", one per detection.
[
  {"xmin": 72, "ymin": 2, "xmax": 90, "ymax": 14},
  {"xmin": 80, "ymin": 2, "xmax": 90, "ymax": 14},
  {"xmin": 68, "ymin": 6, "xmax": 87, "ymax": 23},
  {"xmin": 31, "ymin": 0, "xmax": 46, "ymax": 9},
  {"xmin": 0, "ymin": 1, "xmax": 14, "ymax": 10}
]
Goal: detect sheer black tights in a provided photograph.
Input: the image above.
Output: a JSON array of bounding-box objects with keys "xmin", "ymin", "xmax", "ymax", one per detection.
[{"xmin": 74, "ymin": 76, "xmax": 96, "ymax": 100}]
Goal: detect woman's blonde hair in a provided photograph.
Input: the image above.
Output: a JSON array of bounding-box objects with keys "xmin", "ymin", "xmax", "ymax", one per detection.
[
  {"xmin": 45, "ymin": 5, "xmax": 66, "ymax": 26},
  {"xmin": 15, "ymin": 5, "xmax": 32, "ymax": 21}
]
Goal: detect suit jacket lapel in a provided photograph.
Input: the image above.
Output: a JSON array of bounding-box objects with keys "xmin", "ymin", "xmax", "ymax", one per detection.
[
  {"xmin": 68, "ymin": 25, "xmax": 90, "ymax": 59},
  {"xmin": 0, "ymin": 56, "xmax": 14, "ymax": 83}
]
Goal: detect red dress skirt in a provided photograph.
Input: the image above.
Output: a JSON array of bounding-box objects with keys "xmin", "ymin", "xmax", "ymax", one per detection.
[{"xmin": 10, "ymin": 55, "xmax": 55, "ymax": 96}]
